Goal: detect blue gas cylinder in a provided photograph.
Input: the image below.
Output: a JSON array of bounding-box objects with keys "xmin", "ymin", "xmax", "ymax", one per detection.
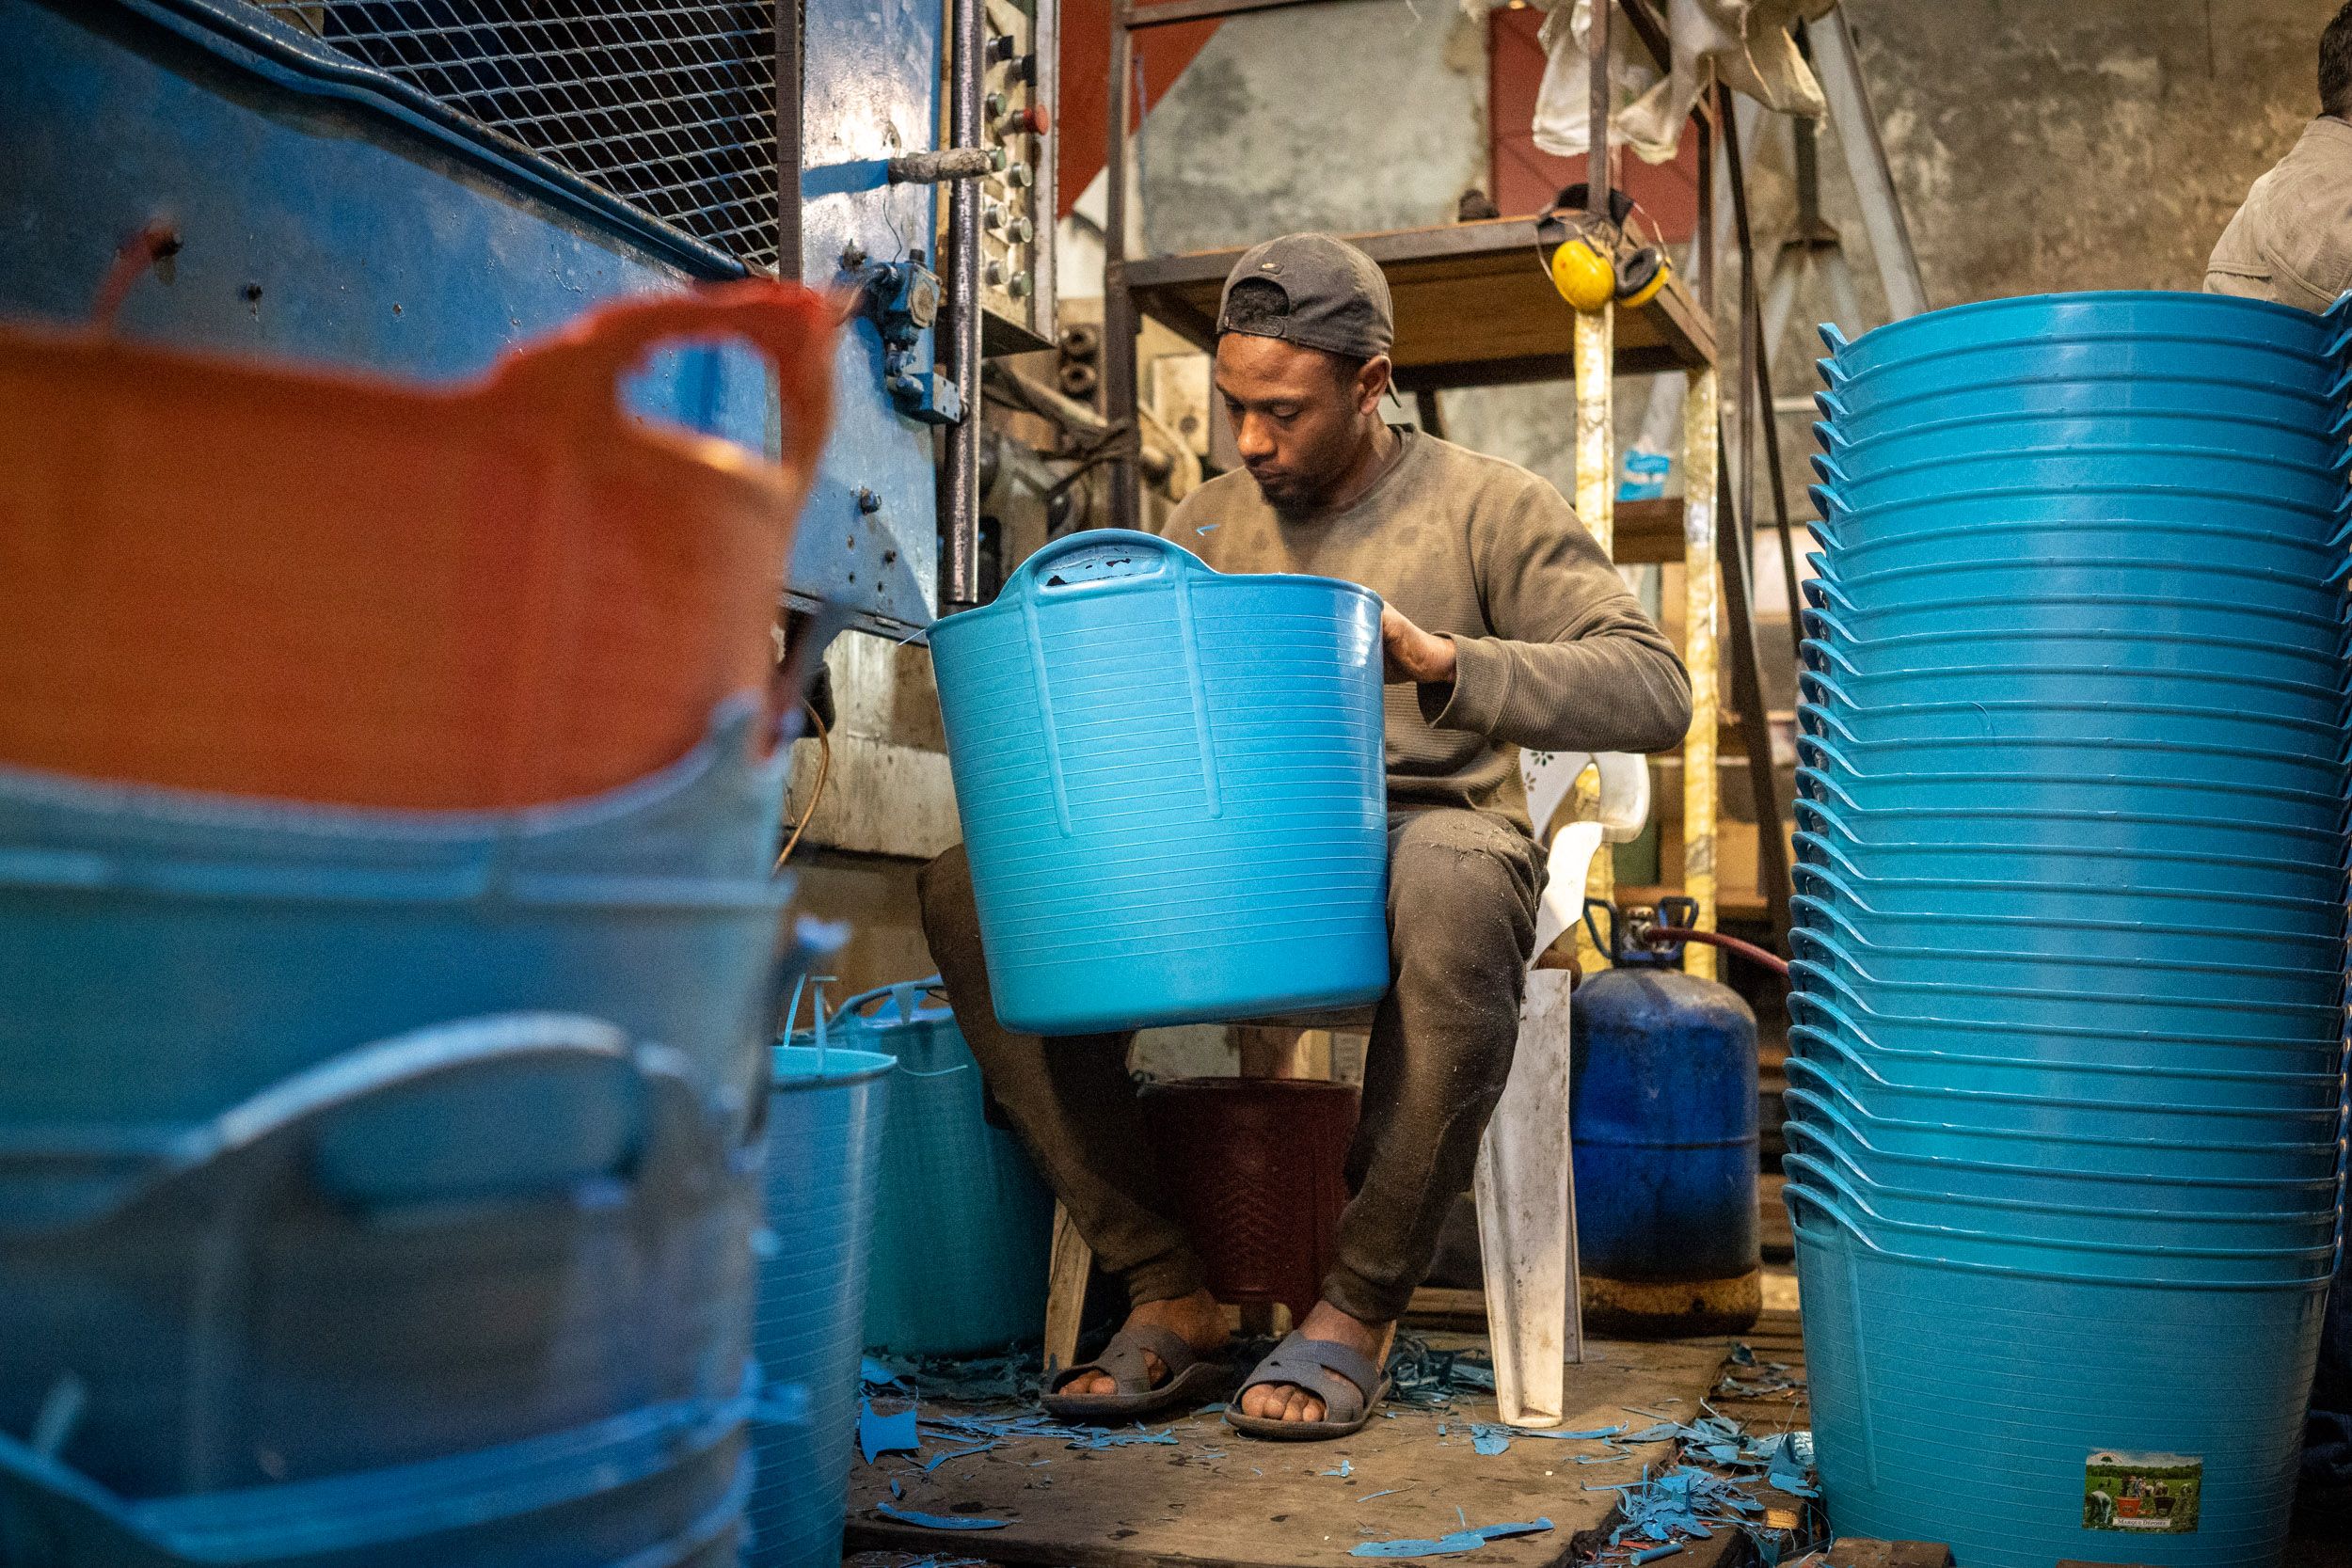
[{"xmin": 1569, "ymin": 900, "xmax": 1761, "ymax": 1337}]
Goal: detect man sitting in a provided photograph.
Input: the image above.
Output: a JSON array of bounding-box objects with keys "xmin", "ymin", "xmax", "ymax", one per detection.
[{"xmin": 918, "ymin": 232, "xmax": 1690, "ymax": 1438}]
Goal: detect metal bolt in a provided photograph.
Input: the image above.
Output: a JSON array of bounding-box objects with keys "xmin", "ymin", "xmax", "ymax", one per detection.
[
  {"xmin": 982, "ymin": 201, "xmax": 1005, "ymax": 231},
  {"xmin": 1009, "ymin": 216, "xmax": 1034, "ymax": 244},
  {"xmin": 984, "ymin": 260, "xmax": 1006, "ymax": 288},
  {"xmin": 1008, "ymin": 272, "xmax": 1034, "ymax": 299},
  {"xmin": 1005, "ymin": 163, "xmax": 1033, "ymax": 189},
  {"xmin": 984, "ymin": 91, "xmax": 1007, "ymax": 118},
  {"xmin": 840, "ymin": 241, "xmax": 867, "ymax": 269},
  {"xmin": 856, "ymin": 487, "xmax": 882, "ymax": 514}
]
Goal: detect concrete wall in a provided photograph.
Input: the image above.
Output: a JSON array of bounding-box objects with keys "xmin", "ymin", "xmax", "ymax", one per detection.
[
  {"xmin": 1135, "ymin": 0, "xmax": 1491, "ymax": 255},
  {"xmin": 1837, "ymin": 0, "xmax": 2327, "ymax": 310}
]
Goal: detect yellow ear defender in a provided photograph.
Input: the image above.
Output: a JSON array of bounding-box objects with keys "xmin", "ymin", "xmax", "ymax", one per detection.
[{"xmin": 1539, "ymin": 184, "xmax": 1669, "ymax": 312}]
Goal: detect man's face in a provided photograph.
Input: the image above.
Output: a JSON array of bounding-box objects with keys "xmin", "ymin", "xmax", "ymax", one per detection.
[{"xmin": 1215, "ymin": 333, "xmax": 1385, "ymax": 515}]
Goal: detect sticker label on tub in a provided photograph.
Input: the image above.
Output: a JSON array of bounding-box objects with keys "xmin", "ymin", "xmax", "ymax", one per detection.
[{"xmin": 2083, "ymin": 1450, "xmax": 2201, "ymax": 1533}]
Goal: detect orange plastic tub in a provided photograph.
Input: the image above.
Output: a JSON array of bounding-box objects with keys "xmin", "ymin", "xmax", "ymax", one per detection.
[{"xmin": 0, "ymin": 280, "xmax": 837, "ymax": 809}]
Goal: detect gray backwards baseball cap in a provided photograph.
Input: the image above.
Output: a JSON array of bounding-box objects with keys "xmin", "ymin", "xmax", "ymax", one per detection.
[{"xmin": 1216, "ymin": 233, "xmax": 1393, "ymax": 360}]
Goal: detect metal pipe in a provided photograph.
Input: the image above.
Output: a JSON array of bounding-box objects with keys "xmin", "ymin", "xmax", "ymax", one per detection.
[
  {"xmin": 1806, "ymin": 8, "xmax": 1927, "ymax": 318},
  {"xmin": 1102, "ymin": 0, "xmax": 1140, "ymax": 529},
  {"xmin": 1721, "ymin": 102, "xmax": 1804, "ymax": 673},
  {"xmin": 1586, "ymin": 0, "xmax": 1610, "ymax": 220},
  {"xmin": 889, "ymin": 147, "xmax": 995, "ymax": 182},
  {"xmin": 940, "ymin": 0, "xmax": 987, "ymax": 610}
]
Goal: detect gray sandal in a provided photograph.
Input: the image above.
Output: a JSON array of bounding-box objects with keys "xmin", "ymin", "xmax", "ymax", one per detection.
[
  {"xmin": 1040, "ymin": 1323, "xmax": 1233, "ymax": 1423},
  {"xmin": 1223, "ymin": 1329, "xmax": 1391, "ymax": 1441}
]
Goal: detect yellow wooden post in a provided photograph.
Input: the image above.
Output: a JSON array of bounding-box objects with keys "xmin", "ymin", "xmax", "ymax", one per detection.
[
  {"xmin": 1571, "ymin": 304, "xmax": 1615, "ymax": 975},
  {"xmin": 1680, "ymin": 366, "xmax": 1720, "ymax": 979}
]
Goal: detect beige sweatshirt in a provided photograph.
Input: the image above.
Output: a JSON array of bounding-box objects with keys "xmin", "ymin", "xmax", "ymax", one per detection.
[{"xmin": 1148, "ymin": 427, "xmax": 1692, "ymax": 834}]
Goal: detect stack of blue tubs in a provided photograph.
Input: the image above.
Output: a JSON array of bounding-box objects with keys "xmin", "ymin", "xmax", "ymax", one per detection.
[
  {"xmin": 0, "ymin": 699, "xmax": 803, "ymax": 1567},
  {"xmin": 1789, "ymin": 292, "xmax": 2352, "ymax": 1566}
]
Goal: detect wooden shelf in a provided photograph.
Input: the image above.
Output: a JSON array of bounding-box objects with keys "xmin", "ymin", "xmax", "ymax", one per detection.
[
  {"xmin": 1120, "ymin": 216, "xmax": 1716, "ymax": 388},
  {"xmin": 1613, "ymin": 497, "xmax": 1685, "ymax": 562}
]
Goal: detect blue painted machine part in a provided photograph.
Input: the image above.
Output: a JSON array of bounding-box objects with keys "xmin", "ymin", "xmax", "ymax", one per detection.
[
  {"xmin": 809, "ymin": 978, "xmax": 1056, "ymax": 1355},
  {"xmin": 929, "ymin": 531, "xmax": 1391, "ymax": 1036},
  {"xmin": 1568, "ymin": 963, "xmax": 1761, "ymax": 1285},
  {"xmin": 0, "ymin": 0, "xmax": 944, "ymax": 631}
]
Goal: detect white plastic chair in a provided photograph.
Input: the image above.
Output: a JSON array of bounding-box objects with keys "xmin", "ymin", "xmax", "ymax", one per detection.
[{"xmin": 1473, "ymin": 748, "xmax": 1649, "ymax": 1427}]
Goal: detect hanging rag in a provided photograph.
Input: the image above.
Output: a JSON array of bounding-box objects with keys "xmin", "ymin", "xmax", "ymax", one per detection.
[{"xmin": 1506, "ymin": 0, "xmax": 1832, "ymax": 165}]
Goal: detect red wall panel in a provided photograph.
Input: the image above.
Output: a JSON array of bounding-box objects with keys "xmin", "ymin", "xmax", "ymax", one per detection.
[{"xmin": 1487, "ymin": 3, "xmax": 1696, "ymax": 242}]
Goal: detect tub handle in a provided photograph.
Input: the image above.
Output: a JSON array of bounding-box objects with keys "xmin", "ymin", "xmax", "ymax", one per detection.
[
  {"xmin": 487, "ymin": 280, "xmax": 839, "ymax": 519},
  {"xmin": 832, "ymin": 975, "xmax": 948, "ymax": 1027},
  {"xmin": 1014, "ymin": 530, "xmax": 1225, "ymax": 833},
  {"xmin": 1012, "ymin": 528, "xmax": 1193, "ymax": 596}
]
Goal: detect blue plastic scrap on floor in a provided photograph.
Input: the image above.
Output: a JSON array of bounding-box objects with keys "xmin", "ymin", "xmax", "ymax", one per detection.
[
  {"xmin": 873, "ymin": 1506, "xmax": 1009, "ymax": 1531},
  {"xmin": 1349, "ymin": 1518, "xmax": 1553, "ymax": 1558}
]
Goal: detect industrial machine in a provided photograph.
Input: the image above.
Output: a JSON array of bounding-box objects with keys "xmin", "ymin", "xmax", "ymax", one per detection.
[{"xmin": 0, "ymin": 0, "xmax": 1058, "ymax": 634}]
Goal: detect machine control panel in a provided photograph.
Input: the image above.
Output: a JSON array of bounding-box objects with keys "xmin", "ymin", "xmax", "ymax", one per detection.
[{"xmin": 975, "ymin": 0, "xmax": 1056, "ymax": 354}]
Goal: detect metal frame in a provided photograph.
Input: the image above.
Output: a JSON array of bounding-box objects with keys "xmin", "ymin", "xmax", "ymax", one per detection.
[
  {"xmin": 941, "ymin": 0, "xmax": 988, "ymax": 610},
  {"xmin": 1095, "ymin": 0, "xmax": 1792, "ymax": 957}
]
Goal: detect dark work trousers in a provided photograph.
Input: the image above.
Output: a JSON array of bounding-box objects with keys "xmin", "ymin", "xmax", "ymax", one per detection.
[{"xmin": 915, "ymin": 806, "xmax": 1541, "ymax": 1324}]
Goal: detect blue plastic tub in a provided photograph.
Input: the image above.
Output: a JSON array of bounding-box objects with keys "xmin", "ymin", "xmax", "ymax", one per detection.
[
  {"xmin": 1802, "ymin": 640, "xmax": 2352, "ymax": 728},
  {"xmin": 1792, "ymin": 894, "xmax": 2347, "ymax": 1009},
  {"xmin": 1790, "ymin": 863, "xmax": 2346, "ymax": 974},
  {"xmin": 1795, "ymin": 798, "xmax": 2351, "ymax": 909},
  {"xmin": 1795, "ymin": 775, "xmax": 2349, "ymax": 871},
  {"xmin": 1782, "ymin": 1079, "xmax": 2346, "ymax": 1218},
  {"xmin": 1806, "ymin": 557, "xmax": 2343, "ymax": 639},
  {"xmin": 1788, "ymin": 1132, "xmax": 2343, "ymax": 1259},
  {"xmin": 0, "ymin": 699, "xmax": 792, "ymax": 1185},
  {"xmin": 1798, "ymin": 744, "xmax": 2352, "ymax": 840},
  {"xmin": 1787, "ymin": 1024, "xmax": 2344, "ymax": 1150},
  {"xmin": 1784, "ymin": 1123, "xmax": 2343, "ymax": 1251},
  {"xmin": 0, "ymin": 1015, "xmax": 760, "ymax": 1498},
  {"xmin": 1812, "ymin": 442, "xmax": 2352, "ymax": 521},
  {"xmin": 1787, "ymin": 927, "xmax": 2345, "ymax": 1044},
  {"xmin": 1783, "ymin": 1063, "xmax": 2344, "ymax": 1185},
  {"xmin": 1783, "ymin": 1161, "xmax": 2339, "ymax": 1287},
  {"xmin": 0, "ymin": 1383, "xmax": 753, "ymax": 1568},
  {"xmin": 812, "ymin": 978, "xmax": 1055, "ymax": 1356},
  {"xmin": 1813, "ymin": 372, "xmax": 2352, "ymax": 451},
  {"xmin": 1797, "ymin": 512, "xmax": 2352, "ymax": 592},
  {"xmin": 1791, "ymin": 1183, "xmax": 2333, "ymax": 1567},
  {"xmin": 1791, "ymin": 835, "xmax": 2351, "ymax": 943},
  {"xmin": 930, "ymin": 531, "xmax": 1389, "ymax": 1035},
  {"xmin": 1787, "ymin": 958, "xmax": 2348, "ymax": 1084},
  {"xmin": 748, "ymin": 1043, "xmax": 893, "ymax": 1568},
  {"xmin": 1817, "ymin": 290, "xmax": 2347, "ymax": 392},
  {"xmin": 1802, "ymin": 609, "xmax": 2351, "ymax": 691},
  {"xmin": 1799, "ymin": 673, "xmax": 2352, "ymax": 768},
  {"xmin": 1799, "ymin": 713, "xmax": 2351, "ymax": 804},
  {"xmin": 1803, "ymin": 576, "xmax": 2352, "ymax": 657},
  {"xmin": 1818, "ymin": 407, "xmax": 2352, "ymax": 480}
]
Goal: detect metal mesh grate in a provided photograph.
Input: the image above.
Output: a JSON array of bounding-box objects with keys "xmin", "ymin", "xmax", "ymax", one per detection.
[{"xmin": 248, "ymin": 1, "xmax": 782, "ymax": 269}]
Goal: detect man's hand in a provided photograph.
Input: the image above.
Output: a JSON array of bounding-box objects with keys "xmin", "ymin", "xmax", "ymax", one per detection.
[{"xmin": 1381, "ymin": 605, "xmax": 1458, "ymax": 687}]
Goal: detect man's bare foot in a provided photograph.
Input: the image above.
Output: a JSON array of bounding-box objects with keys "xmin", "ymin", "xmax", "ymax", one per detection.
[
  {"xmin": 1234, "ymin": 1300, "xmax": 1396, "ymax": 1424},
  {"xmin": 1064, "ymin": 1289, "xmax": 1230, "ymax": 1398}
]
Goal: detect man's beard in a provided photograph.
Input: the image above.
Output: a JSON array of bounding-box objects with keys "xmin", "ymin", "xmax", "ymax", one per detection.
[{"xmin": 1251, "ymin": 467, "xmax": 1331, "ymax": 518}]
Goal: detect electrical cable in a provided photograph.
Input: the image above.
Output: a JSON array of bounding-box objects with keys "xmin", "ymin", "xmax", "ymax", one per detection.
[{"xmin": 773, "ymin": 701, "xmax": 832, "ymax": 870}]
